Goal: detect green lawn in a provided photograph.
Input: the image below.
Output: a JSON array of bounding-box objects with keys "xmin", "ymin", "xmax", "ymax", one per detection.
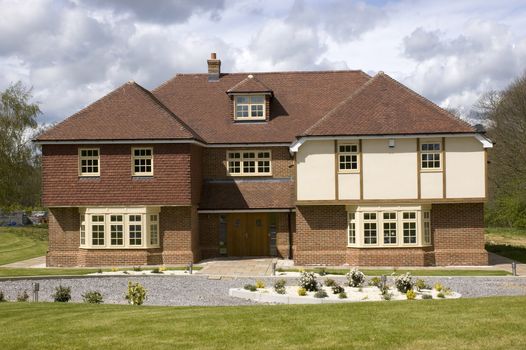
[
  {"xmin": 0, "ymin": 266, "xmax": 203, "ymax": 278},
  {"xmin": 0, "ymin": 297, "xmax": 525, "ymax": 349},
  {"xmin": 280, "ymin": 267, "xmax": 509, "ymax": 276},
  {"xmin": 486, "ymin": 227, "xmax": 526, "ymax": 263},
  {"xmin": 0, "ymin": 226, "xmax": 48, "ymax": 265}
]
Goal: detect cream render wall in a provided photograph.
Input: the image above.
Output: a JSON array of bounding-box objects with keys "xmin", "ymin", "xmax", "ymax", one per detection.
[
  {"xmin": 445, "ymin": 137, "xmax": 485, "ymax": 198},
  {"xmin": 297, "ymin": 140, "xmax": 335, "ymax": 200},
  {"xmin": 338, "ymin": 173, "xmax": 360, "ymax": 200},
  {"xmin": 362, "ymin": 138, "xmax": 418, "ymax": 199},
  {"xmin": 420, "ymin": 172, "xmax": 443, "ymax": 198}
]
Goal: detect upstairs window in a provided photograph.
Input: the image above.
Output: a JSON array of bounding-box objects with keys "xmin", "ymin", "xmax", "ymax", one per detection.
[
  {"xmin": 132, "ymin": 148, "xmax": 153, "ymax": 176},
  {"xmin": 234, "ymin": 95, "xmax": 265, "ymax": 120},
  {"xmin": 338, "ymin": 143, "xmax": 359, "ymax": 172},
  {"xmin": 421, "ymin": 142, "xmax": 441, "ymax": 170},
  {"xmin": 227, "ymin": 150, "xmax": 272, "ymax": 176},
  {"xmin": 79, "ymin": 148, "xmax": 100, "ymax": 176}
]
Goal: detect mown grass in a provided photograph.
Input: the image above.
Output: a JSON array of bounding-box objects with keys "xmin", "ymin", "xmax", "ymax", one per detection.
[
  {"xmin": 486, "ymin": 227, "xmax": 526, "ymax": 263},
  {"xmin": 279, "ymin": 267, "xmax": 509, "ymax": 276},
  {"xmin": 0, "ymin": 297, "xmax": 525, "ymax": 349},
  {"xmin": 0, "ymin": 266, "xmax": 203, "ymax": 277},
  {"xmin": 0, "ymin": 226, "xmax": 48, "ymax": 265}
]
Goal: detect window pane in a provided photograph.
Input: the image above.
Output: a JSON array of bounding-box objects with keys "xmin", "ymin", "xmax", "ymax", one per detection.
[
  {"xmin": 129, "ymin": 224, "xmax": 142, "ymax": 245},
  {"xmin": 250, "ymin": 95, "xmax": 264, "ymax": 103},
  {"xmin": 111, "ymin": 224, "xmax": 124, "ymax": 245},
  {"xmin": 236, "ymin": 96, "xmax": 249, "ymax": 104}
]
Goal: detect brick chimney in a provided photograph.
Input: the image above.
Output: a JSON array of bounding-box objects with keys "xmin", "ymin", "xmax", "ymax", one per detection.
[{"xmin": 207, "ymin": 52, "xmax": 221, "ymax": 82}]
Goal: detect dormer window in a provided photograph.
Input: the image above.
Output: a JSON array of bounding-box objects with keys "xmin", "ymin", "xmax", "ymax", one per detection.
[{"xmin": 235, "ymin": 95, "xmax": 265, "ymax": 120}]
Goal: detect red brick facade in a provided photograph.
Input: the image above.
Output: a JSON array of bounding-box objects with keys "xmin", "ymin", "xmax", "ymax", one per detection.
[{"xmin": 294, "ymin": 203, "xmax": 487, "ymax": 266}]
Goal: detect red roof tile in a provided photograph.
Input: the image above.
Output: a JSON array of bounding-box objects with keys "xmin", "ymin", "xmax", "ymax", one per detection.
[
  {"xmin": 302, "ymin": 72, "xmax": 475, "ymax": 137},
  {"xmin": 37, "ymin": 81, "xmax": 202, "ymax": 142}
]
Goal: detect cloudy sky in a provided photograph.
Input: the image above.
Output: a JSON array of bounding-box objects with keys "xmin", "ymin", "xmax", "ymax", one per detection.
[{"xmin": 1, "ymin": 0, "xmax": 526, "ymax": 125}]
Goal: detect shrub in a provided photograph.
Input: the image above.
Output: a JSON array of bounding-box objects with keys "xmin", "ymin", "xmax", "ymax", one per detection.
[
  {"xmin": 434, "ymin": 282, "xmax": 443, "ymax": 292},
  {"xmin": 415, "ymin": 279, "xmax": 430, "ymax": 291},
  {"xmin": 17, "ymin": 290, "xmax": 29, "ymax": 302},
  {"xmin": 133, "ymin": 266, "xmax": 142, "ymax": 272},
  {"xmin": 111, "ymin": 267, "xmax": 119, "ymax": 272},
  {"xmin": 97, "ymin": 269, "xmax": 103, "ymax": 274},
  {"xmin": 379, "ymin": 285, "xmax": 390, "ymax": 296},
  {"xmin": 159, "ymin": 266, "xmax": 167, "ymax": 272},
  {"xmin": 313, "ymin": 290, "xmax": 328, "ymax": 298},
  {"xmin": 382, "ymin": 292, "xmax": 392, "ymax": 301},
  {"xmin": 243, "ymin": 284, "xmax": 257, "ymax": 292},
  {"xmin": 437, "ymin": 292, "xmax": 445, "ymax": 298},
  {"xmin": 299, "ymin": 271, "xmax": 319, "ymax": 292},
  {"xmin": 82, "ymin": 291, "xmax": 103, "ymax": 304},
  {"xmin": 52, "ymin": 285, "xmax": 71, "ymax": 303},
  {"xmin": 125, "ymin": 281, "xmax": 147, "ymax": 305},
  {"xmin": 151, "ymin": 267, "xmax": 162, "ymax": 274},
  {"xmin": 297, "ymin": 287, "xmax": 307, "ymax": 296},
  {"xmin": 406, "ymin": 289, "xmax": 416, "ymax": 300},
  {"xmin": 394, "ymin": 273, "xmax": 414, "ymax": 293},
  {"xmin": 274, "ymin": 279, "xmax": 287, "ymax": 294},
  {"xmin": 422, "ymin": 293, "xmax": 433, "ymax": 300},
  {"xmin": 255, "ymin": 280, "xmax": 265, "ymax": 289},
  {"xmin": 331, "ymin": 285, "xmax": 344, "ymax": 294},
  {"xmin": 315, "ymin": 267, "xmax": 327, "ymax": 276},
  {"xmin": 443, "ymin": 287, "xmax": 453, "ymax": 296},
  {"xmin": 0, "ymin": 290, "xmax": 5, "ymax": 302},
  {"xmin": 346, "ymin": 268, "xmax": 365, "ymax": 287},
  {"xmin": 368, "ymin": 276, "xmax": 381, "ymax": 288},
  {"xmin": 338, "ymin": 292, "xmax": 347, "ymax": 299},
  {"xmin": 324, "ymin": 278, "xmax": 337, "ymax": 287}
]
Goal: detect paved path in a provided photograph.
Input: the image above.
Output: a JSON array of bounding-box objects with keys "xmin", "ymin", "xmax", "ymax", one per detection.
[
  {"xmin": 1, "ymin": 256, "xmax": 46, "ymax": 268},
  {"xmin": 198, "ymin": 258, "xmax": 276, "ymax": 277}
]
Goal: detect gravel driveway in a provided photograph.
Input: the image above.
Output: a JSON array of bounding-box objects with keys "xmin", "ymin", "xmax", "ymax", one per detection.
[{"xmin": 0, "ymin": 276, "xmax": 525, "ymax": 306}]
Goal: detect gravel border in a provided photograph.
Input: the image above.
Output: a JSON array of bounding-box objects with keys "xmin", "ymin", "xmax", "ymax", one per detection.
[{"xmin": 0, "ymin": 275, "xmax": 525, "ymax": 306}]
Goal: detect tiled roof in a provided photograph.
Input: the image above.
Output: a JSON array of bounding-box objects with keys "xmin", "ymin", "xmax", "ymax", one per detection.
[
  {"xmin": 153, "ymin": 71, "xmax": 371, "ymax": 144},
  {"xmin": 226, "ymin": 75, "xmax": 273, "ymax": 94},
  {"xmin": 37, "ymin": 81, "xmax": 202, "ymax": 142},
  {"xmin": 200, "ymin": 179, "xmax": 294, "ymax": 209},
  {"xmin": 302, "ymin": 72, "xmax": 475, "ymax": 137}
]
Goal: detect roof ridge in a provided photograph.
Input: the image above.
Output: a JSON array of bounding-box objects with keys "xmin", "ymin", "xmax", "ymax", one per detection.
[
  {"xmin": 377, "ymin": 73, "xmax": 475, "ymax": 131},
  {"xmin": 300, "ymin": 73, "xmax": 380, "ymax": 136},
  {"xmin": 130, "ymin": 82, "xmax": 204, "ymax": 142}
]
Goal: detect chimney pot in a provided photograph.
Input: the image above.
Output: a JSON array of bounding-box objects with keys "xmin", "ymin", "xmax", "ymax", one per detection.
[
  {"xmin": 207, "ymin": 53, "xmax": 221, "ymax": 82},
  {"xmin": 211, "ymin": 52, "xmax": 217, "ymax": 59}
]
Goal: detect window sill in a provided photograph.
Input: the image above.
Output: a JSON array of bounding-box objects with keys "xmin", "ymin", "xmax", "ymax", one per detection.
[
  {"xmin": 347, "ymin": 244, "xmax": 432, "ymax": 249},
  {"xmin": 420, "ymin": 168, "xmax": 442, "ymax": 173},
  {"xmin": 227, "ymin": 173, "xmax": 273, "ymax": 177},
  {"xmin": 80, "ymin": 246, "xmax": 160, "ymax": 250},
  {"xmin": 79, "ymin": 175, "xmax": 100, "ymax": 179},
  {"xmin": 338, "ymin": 170, "xmax": 360, "ymax": 174}
]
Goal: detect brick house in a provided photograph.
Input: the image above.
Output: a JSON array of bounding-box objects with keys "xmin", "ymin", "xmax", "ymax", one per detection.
[{"xmin": 36, "ymin": 53, "xmax": 492, "ymax": 267}]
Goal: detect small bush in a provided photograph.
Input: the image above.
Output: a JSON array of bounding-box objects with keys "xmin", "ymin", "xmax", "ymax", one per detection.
[
  {"xmin": 151, "ymin": 267, "xmax": 162, "ymax": 274},
  {"xmin": 434, "ymin": 282, "xmax": 443, "ymax": 292},
  {"xmin": 443, "ymin": 287, "xmax": 453, "ymax": 296},
  {"xmin": 394, "ymin": 273, "xmax": 414, "ymax": 293},
  {"xmin": 17, "ymin": 290, "xmax": 29, "ymax": 302},
  {"xmin": 331, "ymin": 285, "xmax": 344, "ymax": 294},
  {"xmin": 315, "ymin": 267, "xmax": 327, "ymax": 276},
  {"xmin": 123, "ymin": 271, "xmax": 129, "ymax": 275},
  {"xmin": 297, "ymin": 287, "xmax": 307, "ymax": 296},
  {"xmin": 346, "ymin": 268, "xmax": 365, "ymax": 287},
  {"xmin": 313, "ymin": 290, "xmax": 328, "ymax": 298},
  {"xmin": 338, "ymin": 291, "xmax": 347, "ymax": 299},
  {"xmin": 255, "ymin": 280, "xmax": 265, "ymax": 289},
  {"xmin": 82, "ymin": 291, "xmax": 103, "ymax": 304},
  {"xmin": 382, "ymin": 292, "xmax": 393, "ymax": 301},
  {"xmin": 0, "ymin": 290, "xmax": 6, "ymax": 302},
  {"xmin": 368, "ymin": 276, "xmax": 381, "ymax": 288},
  {"xmin": 243, "ymin": 284, "xmax": 257, "ymax": 292},
  {"xmin": 299, "ymin": 271, "xmax": 319, "ymax": 292},
  {"xmin": 422, "ymin": 293, "xmax": 433, "ymax": 300},
  {"xmin": 274, "ymin": 279, "xmax": 287, "ymax": 294},
  {"xmin": 406, "ymin": 289, "xmax": 416, "ymax": 300},
  {"xmin": 125, "ymin": 281, "xmax": 147, "ymax": 305},
  {"xmin": 133, "ymin": 266, "xmax": 142, "ymax": 272},
  {"xmin": 415, "ymin": 279, "xmax": 430, "ymax": 291},
  {"xmin": 97, "ymin": 269, "xmax": 103, "ymax": 274},
  {"xmin": 111, "ymin": 267, "xmax": 119, "ymax": 272},
  {"xmin": 379, "ymin": 285, "xmax": 390, "ymax": 296},
  {"xmin": 324, "ymin": 278, "xmax": 337, "ymax": 287},
  {"xmin": 159, "ymin": 266, "xmax": 167, "ymax": 272},
  {"xmin": 437, "ymin": 292, "xmax": 445, "ymax": 298},
  {"xmin": 52, "ymin": 285, "xmax": 71, "ymax": 303}
]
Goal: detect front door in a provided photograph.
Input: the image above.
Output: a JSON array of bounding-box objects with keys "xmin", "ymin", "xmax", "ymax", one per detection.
[{"xmin": 227, "ymin": 213, "xmax": 269, "ymax": 256}]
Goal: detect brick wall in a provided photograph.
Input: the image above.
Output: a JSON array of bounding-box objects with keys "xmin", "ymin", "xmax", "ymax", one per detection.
[
  {"xmin": 202, "ymin": 146, "xmax": 294, "ymax": 179},
  {"xmin": 42, "ymin": 143, "xmax": 194, "ymax": 206},
  {"xmin": 47, "ymin": 205, "xmax": 198, "ymax": 267}
]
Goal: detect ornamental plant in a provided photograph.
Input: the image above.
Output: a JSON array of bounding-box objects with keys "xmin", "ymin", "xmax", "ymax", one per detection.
[
  {"xmin": 394, "ymin": 273, "xmax": 414, "ymax": 293},
  {"xmin": 313, "ymin": 290, "xmax": 328, "ymax": 298},
  {"xmin": 346, "ymin": 268, "xmax": 365, "ymax": 287},
  {"xmin": 434, "ymin": 282, "xmax": 443, "ymax": 292},
  {"xmin": 82, "ymin": 291, "xmax": 104, "ymax": 304},
  {"xmin": 331, "ymin": 285, "xmax": 344, "ymax": 294},
  {"xmin": 52, "ymin": 285, "xmax": 71, "ymax": 303},
  {"xmin": 0, "ymin": 290, "xmax": 5, "ymax": 302},
  {"xmin": 125, "ymin": 281, "xmax": 147, "ymax": 305},
  {"xmin": 406, "ymin": 289, "xmax": 416, "ymax": 300},
  {"xmin": 255, "ymin": 280, "xmax": 265, "ymax": 289},
  {"xmin": 368, "ymin": 276, "xmax": 381, "ymax": 288},
  {"xmin": 274, "ymin": 279, "xmax": 287, "ymax": 294},
  {"xmin": 324, "ymin": 278, "xmax": 337, "ymax": 287},
  {"xmin": 297, "ymin": 287, "xmax": 307, "ymax": 296},
  {"xmin": 415, "ymin": 279, "xmax": 430, "ymax": 291},
  {"xmin": 17, "ymin": 290, "xmax": 29, "ymax": 302},
  {"xmin": 244, "ymin": 284, "xmax": 257, "ymax": 292},
  {"xmin": 299, "ymin": 271, "xmax": 319, "ymax": 292},
  {"xmin": 338, "ymin": 292, "xmax": 347, "ymax": 299}
]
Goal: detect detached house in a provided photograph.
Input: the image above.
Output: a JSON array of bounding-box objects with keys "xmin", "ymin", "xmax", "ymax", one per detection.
[{"xmin": 36, "ymin": 53, "xmax": 492, "ymax": 267}]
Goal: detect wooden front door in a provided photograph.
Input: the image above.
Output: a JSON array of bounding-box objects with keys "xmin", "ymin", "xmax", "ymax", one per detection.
[{"xmin": 227, "ymin": 213, "xmax": 269, "ymax": 256}]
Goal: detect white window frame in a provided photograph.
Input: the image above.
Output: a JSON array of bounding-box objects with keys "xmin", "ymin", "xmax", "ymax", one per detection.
[
  {"xmin": 363, "ymin": 212, "xmax": 378, "ymax": 246},
  {"xmin": 150, "ymin": 214, "xmax": 159, "ymax": 246},
  {"xmin": 348, "ymin": 212, "xmax": 356, "ymax": 245},
  {"xmin": 227, "ymin": 150, "xmax": 272, "ymax": 176},
  {"xmin": 382, "ymin": 212, "xmax": 397, "ymax": 245},
  {"xmin": 79, "ymin": 207, "xmax": 160, "ymax": 249},
  {"xmin": 402, "ymin": 211, "xmax": 418, "ymax": 245},
  {"xmin": 423, "ymin": 211, "xmax": 431, "ymax": 245},
  {"xmin": 347, "ymin": 205, "xmax": 431, "ymax": 248},
  {"xmin": 78, "ymin": 148, "xmax": 100, "ymax": 177},
  {"xmin": 234, "ymin": 95, "xmax": 266, "ymax": 120},
  {"xmin": 132, "ymin": 147, "xmax": 154, "ymax": 176},
  {"xmin": 338, "ymin": 143, "xmax": 360, "ymax": 173},
  {"xmin": 420, "ymin": 141, "xmax": 442, "ymax": 171},
  {"xmin": 110, "ymin": 215, "xmax": 124, "ymax": 247}
]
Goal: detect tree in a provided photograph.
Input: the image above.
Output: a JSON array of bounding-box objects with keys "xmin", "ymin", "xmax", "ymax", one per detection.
[
  {"xmin": 0, "ymin": 82, "xmax": 42, "ymax": 209},
  {"xmin": 476, "ymin": 74, "xmax": 526, "ymax": 228}
]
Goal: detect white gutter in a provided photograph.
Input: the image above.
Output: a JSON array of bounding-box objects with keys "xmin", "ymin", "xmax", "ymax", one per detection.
[
  {"xmin": 35, "ymin": 139, "xmax": 207, "ymax": 146},
  {"xmin": 198, "ymin": 209, "xmax": 294, "ymax": 213},
  {"xmin": 290, "ymin": 133, "xmax": 494, "ymax": 153}
]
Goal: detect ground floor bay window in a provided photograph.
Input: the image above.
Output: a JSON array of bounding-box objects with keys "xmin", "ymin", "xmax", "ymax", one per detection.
[
  {"xmin": 79, "ymin": 207, "xmax": 160, "ymax": 249},
  {"xmin": 347, "ymin": 205, "xmax": 432, "ymax": 248}
]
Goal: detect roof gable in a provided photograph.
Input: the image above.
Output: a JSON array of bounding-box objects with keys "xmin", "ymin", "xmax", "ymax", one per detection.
[
  {"xmin": 37, "ymin": 81, "xmax": 201, "ymax": 142},
  {"xmin": 302, "ymin": 72, "xmax": 475, "ymax": 137},
  {"xmin": 226, "ymin": 75, "xmax": 273, "ymax": 95}
]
